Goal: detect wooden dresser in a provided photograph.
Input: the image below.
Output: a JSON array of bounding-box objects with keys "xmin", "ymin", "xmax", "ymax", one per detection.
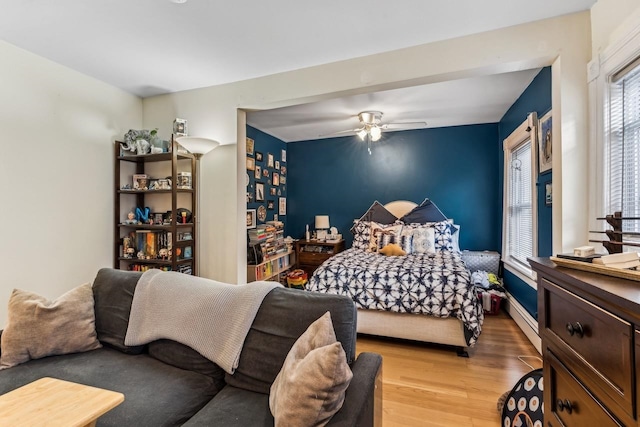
[
  {"xmin": 295, "ymin": 239, "xmax": 345, "ymax": 277},
  {"xmin": 530, "ymin": 257, "xmax": 640, "ymax": 426}
]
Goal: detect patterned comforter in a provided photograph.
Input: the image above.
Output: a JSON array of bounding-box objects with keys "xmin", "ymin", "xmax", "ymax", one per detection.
[{"xmin": 307, "ymin": 248, "xmax": 483, "ymax": 346}]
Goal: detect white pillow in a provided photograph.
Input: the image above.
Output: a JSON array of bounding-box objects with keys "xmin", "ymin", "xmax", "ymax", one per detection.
[
  {"xmin": 451, "ymin": 224, "xmax": 461, "ymax": 252},
  {"xmin": 412, "ymin": 227, "xmax": 436, "ymax": 254},
  {"xmin": 369, "ymin": 224, "xmax": 403, "ymax": 253}
]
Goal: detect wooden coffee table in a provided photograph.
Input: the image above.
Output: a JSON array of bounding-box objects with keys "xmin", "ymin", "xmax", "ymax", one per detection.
[{"xmin": 0, "ymin": 377, "xmax": 124, "ymax": 426}]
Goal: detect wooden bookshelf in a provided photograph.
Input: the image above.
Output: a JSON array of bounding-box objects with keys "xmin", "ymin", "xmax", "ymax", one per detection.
[{"xmin": 247, "ymin": 250, "xmax": 295, "ymax": 282}]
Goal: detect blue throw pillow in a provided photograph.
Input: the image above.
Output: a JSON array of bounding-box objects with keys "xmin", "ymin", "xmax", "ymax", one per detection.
[
  {"xmin": 400, "ymin": 199, "xmax": 447, "ymax": 224},
  {"xmin": 350, "ymin": 201, "xmax": 397, "ymax": 234}
]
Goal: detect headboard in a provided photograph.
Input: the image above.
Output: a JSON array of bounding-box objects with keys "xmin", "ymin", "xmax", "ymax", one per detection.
[{"xmin": 384, "ymin": 200, "xmax": 417, "ymax": 218}]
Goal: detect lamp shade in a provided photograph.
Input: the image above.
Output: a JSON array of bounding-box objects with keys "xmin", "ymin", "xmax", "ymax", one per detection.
[
  {"xmin": 315, "ymin": 215, "xmax": 330, "ymax": 229},
  {"xmin": 175, "ymin": 136, "xmax": 220, "ymax": 155}
]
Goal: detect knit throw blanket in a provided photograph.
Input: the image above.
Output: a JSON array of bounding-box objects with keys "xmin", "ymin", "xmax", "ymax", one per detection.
[{"xmin": 124, "ymin": 270, "xmax": 280, "ymax": 374}]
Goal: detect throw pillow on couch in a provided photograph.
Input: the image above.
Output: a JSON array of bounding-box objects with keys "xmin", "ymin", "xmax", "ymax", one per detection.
[
  {"xmin": 269, "ymin": 311, "xmax": 353, "ymax": 427},
  {"xmin": 0, "ymin": 283, "xmax": 101, "ymax": 370}
]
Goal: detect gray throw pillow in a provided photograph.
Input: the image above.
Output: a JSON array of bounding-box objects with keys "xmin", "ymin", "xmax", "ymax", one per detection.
[
  {"xmin": 269, "ymin": 312, "xmax": 352, "ymax": 427},
  {"xmin": 0, "ymin": 284, "xmax": 102, "ymax": 370}
]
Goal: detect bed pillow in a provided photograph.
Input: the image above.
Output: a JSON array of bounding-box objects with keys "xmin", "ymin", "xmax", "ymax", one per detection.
[
  {"xmin": 349, "ymin": 201, "xmax": 397, "ymax": 234},
  {"xmin": 399, "ymin": 226, "xmax": 414, "ymax": 254},
  {"xmin": 369, "ymin": 223, "xmax": 403, "ymax": 253},
  {"xmin": 0, "ymin": 284, "xmax": 102, "ymax": 370},
  {"xmin": 269, "ymin": 312, "xmax": 352, "ymax": 426},
  {"xmin": 450, "ymin": 223, "xmax": 461, "ymax": 252},
  {"xmin": 400, "ymin": 199, "xmax": 447, "ymax": 224},
  {"xmin": 351, "ymin": 220, "xmax": 379, "ymax": 250},
  {"xmin": 412, "ymin": 227, "xmax": 436, "ymax": 254},
  {"xmin": 406, "ymin": 220, "xmax": 455, "ymax": 251}
]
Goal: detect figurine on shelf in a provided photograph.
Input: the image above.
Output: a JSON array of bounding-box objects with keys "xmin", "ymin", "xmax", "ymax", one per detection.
[
  {"xmin": 124, "ymin": 212, "xmax": 137, "ymax": 225},
  {"xmin": 157, "ymin": 248, "xmax": 168, "ymax": 260},
  {"xmin": 123, "ymin": 236, "xmax": 134, "ymax": 258},
  {"xmin": 137, "ymin": 251, "xmax": 145, "ymax": 259}
]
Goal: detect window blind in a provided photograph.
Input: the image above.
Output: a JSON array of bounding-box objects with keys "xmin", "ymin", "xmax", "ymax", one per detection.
[
  {"xmin": 507, "ymin": 141, "xmax": 533, "ymax": 266},
  {"xmin": 608, "ymin": 59, "xmax": 640, "ymax": 235}
]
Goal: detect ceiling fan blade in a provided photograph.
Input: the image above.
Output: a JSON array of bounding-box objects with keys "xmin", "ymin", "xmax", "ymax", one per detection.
[
  {"xmin": 318, "ymin": 128, "xmax": 363, "ymax": 137},
  {"xmin": 380, "ymin": 121, "xmax": 427, "ymax": 130}
]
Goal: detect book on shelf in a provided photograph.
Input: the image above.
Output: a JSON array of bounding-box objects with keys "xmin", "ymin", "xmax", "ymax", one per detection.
[
  {"xmin": 556, "ymin": 253, "xmax": 603, "ymax": 263},
  {"xmin": 129, "ymin": 264, "xmax": 172, "ymax": 272}
]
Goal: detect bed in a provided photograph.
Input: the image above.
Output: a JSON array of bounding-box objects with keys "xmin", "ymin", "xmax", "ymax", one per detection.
[{"xmin": 306, "ymin": 200, "xmax": 483, "ymax": 354}]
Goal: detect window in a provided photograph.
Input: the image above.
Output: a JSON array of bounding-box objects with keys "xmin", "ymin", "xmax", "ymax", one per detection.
[
  {"xmin": 605, "ymin": 58, "xmax": 640, "ymax": 237},
  {"xmin": 503, "ymin": 115, "xmax": 538, "ymax": 279}
]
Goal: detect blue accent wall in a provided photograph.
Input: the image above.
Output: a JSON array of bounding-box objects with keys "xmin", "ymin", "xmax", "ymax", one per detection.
[
  {"xmin": 498, "ymin": 66, "xmax": 552, "ymax": 319},
  {"xmin": 287, "ymin": 124, "xmax": 500, "ymax": 250},
  {"xmin": 246, "ymin": 126, "xmax": 287, "ymax": 228}
]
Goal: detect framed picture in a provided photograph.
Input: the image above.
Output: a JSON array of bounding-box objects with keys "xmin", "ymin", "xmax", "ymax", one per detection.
[
  {"xmin": 273, "ymin": 172, "xmax": 279, "ymax": 186},
  {"xmin": 280, "ymin": 166, "xmax": 286, "ymax": 175},
  {"xmin": 270, "ymin": 187, "xmax": 277, "ymax": 196},
  {"xmin": 246, "ymin": 137, "xmax": 255, "ymax": 156},
  {"xmin": 255, "ymin": 152, "xmax": 263, "ymax": 162},
  {"xmin": 275, "ymin": 160, "xmax": 280, "ymax": 170},
  {"xmin": 263, "ymin": 168, "xmax": 269, "ymax": 177},
  {"xmin": 538, "ymin": 110, "xmax": 552, "ymax": 173},
  {"xmin": 281, "ymin": 176, "xmax": 286, "ymax": 185},
  {"xmin": 246, "ymin": 157, "xmax": 255, "ymax": 171},
  {"xmin": 255, "ymin": 182, "xmax": 265, "ymax": 201},
  {"xmin": 246, "ymin": 192, "xmax": 253, "ymax": 203},
  {"xmin": 254, "ymin": 165, "xmax": 261, "ymax": 179},
  {"xmin": 279, "ymin": 197, "xmax": 287, "ymax": 216},
  {"xmin": 281, "ymin": 149, "xmax": 286, "ymax": 162},
  {"xmin": 173, "ymin": 118, "xmax": 187, "ymax": 137},
  {"xmin": 545, "ymin": 182, "xmax": 552, "ymax": 206},
  {"xmin": 246, "ymin": 209, "xmax": 256, "ymax": 229},
  {"xmin": 267, "ymin": 153, "xmax": 274, "ymax": 168},
  {"xmin": 267, "ymin": 200, "xmax": 275, "ymax": 210}
]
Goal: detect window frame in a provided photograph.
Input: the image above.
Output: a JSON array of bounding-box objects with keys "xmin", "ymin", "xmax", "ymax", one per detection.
[
  {"xmin": 589, "ymin": 15, "xmax": 640, "ymax": 250},
  {"xmin": 502, "ymin": 114, "xmax": 538, "ymax": 282}
]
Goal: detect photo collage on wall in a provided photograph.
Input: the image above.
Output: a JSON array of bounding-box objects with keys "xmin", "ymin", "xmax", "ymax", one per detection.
[{"xmin": 246, "ymin": 137, "xmax": 287, "ymax": 228}]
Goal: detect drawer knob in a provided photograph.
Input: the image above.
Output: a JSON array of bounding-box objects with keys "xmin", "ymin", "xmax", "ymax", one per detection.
[
  {"xmin": 565, "ymin": 322, "xmax": 584, "ymax": 338},
  {"xmin": 557, "ymin": 399, "xmax": 573, "ymax": 414}
]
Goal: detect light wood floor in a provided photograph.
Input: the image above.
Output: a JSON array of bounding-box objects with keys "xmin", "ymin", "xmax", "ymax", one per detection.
[{"xmin": 356, "ymin": 311, "xmax": 542, "ymax": 427}]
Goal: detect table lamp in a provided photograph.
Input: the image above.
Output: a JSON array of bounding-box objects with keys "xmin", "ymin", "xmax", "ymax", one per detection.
[{"xmin": 315, "ymin": 215, "xmax": 330, "ymax": 241}]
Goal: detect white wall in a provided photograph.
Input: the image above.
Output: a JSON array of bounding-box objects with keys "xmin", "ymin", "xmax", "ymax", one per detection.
[
  {"xmin": 143, "ymin": 11, "xmax": 592, "ymax": 283},
  {"xmin": 591, "ymin": 0, "xmax": 640, "ymax": 58},
  {"xmin": 0, "ymin": 41, "xmax": 142, "ymax": 327}
]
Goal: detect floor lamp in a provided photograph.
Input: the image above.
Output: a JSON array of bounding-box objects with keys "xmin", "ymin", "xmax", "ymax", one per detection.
[{"xmin": 175, "ymin": 136, "xmax": 220, "ymax": 275}]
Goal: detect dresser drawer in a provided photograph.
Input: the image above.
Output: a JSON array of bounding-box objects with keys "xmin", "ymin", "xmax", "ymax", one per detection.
[
  {"xmin": 298, "ymin": 252, "xmax": 331, "ymax": 266},
  {"xmin": 541, "ymin": 279, "xmax": 634, "ymax": 419},
  {"xmin": 546, "ymin": 350, "xmax": 622, "ymax": 427}
]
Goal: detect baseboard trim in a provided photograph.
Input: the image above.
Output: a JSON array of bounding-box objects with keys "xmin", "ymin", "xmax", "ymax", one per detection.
[{"xmin": 504, "ymin": 291, "xmax": 541, "ymax": 354}]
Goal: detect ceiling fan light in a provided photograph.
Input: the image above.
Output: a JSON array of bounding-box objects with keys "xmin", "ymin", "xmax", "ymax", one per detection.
[
  {"xmin": 370, "ymin": 126, "xmax": 382, "ymax": 141},
  {"xmin": 357, "ymin": 129, "xmax": 367, "ymax": 140}
]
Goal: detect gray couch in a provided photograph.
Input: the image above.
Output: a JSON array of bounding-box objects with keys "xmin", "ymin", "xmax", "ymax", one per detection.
[{"xmin": 0, "ymin": 268, "xmax": 382, "ymax": 426}]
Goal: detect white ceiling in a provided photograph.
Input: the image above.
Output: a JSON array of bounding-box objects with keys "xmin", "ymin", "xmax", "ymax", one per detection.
[
  {"xmin": 247, "ymin": 69, "xmax": 541, "ymax": 142},
  {"xmin": 0, "ymin": 0, "xmax": 595, "ymax": 142}
]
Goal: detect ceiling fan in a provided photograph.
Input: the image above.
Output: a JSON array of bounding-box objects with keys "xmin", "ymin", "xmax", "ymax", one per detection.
[{"xmin": 323, "ymin": 111, "xmax": 427, "ymax": 154}]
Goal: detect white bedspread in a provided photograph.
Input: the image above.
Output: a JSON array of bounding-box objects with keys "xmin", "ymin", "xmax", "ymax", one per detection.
[{"xmin": 124, "ymin": 270, "xmax": 280, "ymax": 373}]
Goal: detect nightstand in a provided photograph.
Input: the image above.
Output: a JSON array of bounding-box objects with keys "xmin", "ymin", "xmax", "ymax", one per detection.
[{"xmin": 295, "ymin": 239, "xmax": 345, "ymax": 277}]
